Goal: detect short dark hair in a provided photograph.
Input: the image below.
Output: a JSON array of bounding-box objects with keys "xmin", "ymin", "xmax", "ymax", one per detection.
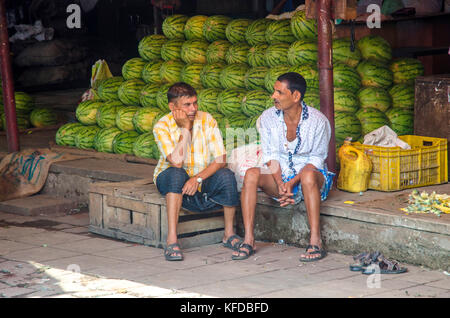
[
  {"xmin": 277, "ymin": 72, "xmax": 307, "ymax": 100},
  {"xmin": 167, "ymin": 82, "xmax": 197, "ymax": 104}
]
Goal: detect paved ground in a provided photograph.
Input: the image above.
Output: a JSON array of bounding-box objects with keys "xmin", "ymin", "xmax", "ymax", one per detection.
[{"xmin": 0, "ymin": 209, "xmax": 448, "ymax": 299}]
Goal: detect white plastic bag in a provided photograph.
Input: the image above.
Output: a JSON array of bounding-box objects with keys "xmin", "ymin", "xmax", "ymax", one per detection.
[
  {"xmin": 363, "ymin": 125, "xmax": 411, "ymax": 149},
  {"xmin": 228, "ymin": 142, "xmax": 263, "ymax": 191}
]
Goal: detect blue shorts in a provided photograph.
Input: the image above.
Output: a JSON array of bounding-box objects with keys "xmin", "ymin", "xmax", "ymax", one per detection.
[{"xmin": 156, "ymin": 167, "xmax": 239, "ymax": 212}]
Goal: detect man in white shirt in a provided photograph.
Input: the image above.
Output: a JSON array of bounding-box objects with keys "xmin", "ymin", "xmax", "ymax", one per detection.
[{"xmin": 232, "ymin": 72, "xmax": 335, "ymax": 262}]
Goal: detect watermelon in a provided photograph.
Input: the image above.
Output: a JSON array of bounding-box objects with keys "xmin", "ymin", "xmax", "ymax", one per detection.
[
  {"xmin": 180, "ymin": 63, "xmax": 204, "ymax": 88},
  {"xmin": 122, "ymin": 58, "xmax": 146, "ymax": 80},
  {"xmin": 1, "ymin": 113, "xmax": 30, "ymax": 131},
  {"xmin": 30, "ymin": 108, "xmax": 57, "ymax": 128},
  {"xmin": 197, "ymin": 88, "xmax": 221, "ymax": 113},
  {"xmin": 203, "ymin": 15, "xmax": 232, "ymax": 42},
  {"xmin": 265, "ymin": 42, "xmax": 290, "ymax": 67},
  {"xmin": 156, "ymin": 83, "xmax": 173, "ymax": 112},
  {"xmin": 200, "ymin": 63, "xmax": 226, "ymax": 89},
  {"xmin": 161, "ymin": 39, "xmax": 184, "ymax": 61},
  {"xmin": 247, "ymin": 44, "xmax": 269, "ymax": 68},
  {"xmin": 390, "ymin": 58, "xmax": 424, "ymax": 84},
  {"xmin": 14, "ymin": 92, "xmax": 34, "ymax": 114},
  {"xmin": 112, "ymin": 131, "xmax": 140, "ymax": 155},
  {"xmin": 265, "ymin": 19, "xmax": 295, "ymax": 44},
  {"xmin": 389, "ymin": 84, "xmax": 415, "ymax": 110},
  {"xmin": 356, "ymin": 107, "xmax": 390, "ymax": 136},
  {"xmin": 133, "ymin": 133, "xmax": 160, "ymax": 159},
  {"xmin": 225, "ymin": 18, "xmax": 253, "ymax": 44},
  {"xmin": 357, "ymin": 35, "xmax": 392, "ymax": 64},
  {"xmin": 76, "ymin": 100, "xmax": 103, "ymax": 125},
  {"xmin": 303, "ymin": 88, "xmax": 320, "ymax": 110},
  {"xmin": 334, "ymin": 112, "xmax": 362, "ymax": 143},
  {"xmin": 159, "ymin": 59, "xmax": 184, "ymax": 84},
  {"xmin": 245, "ymin": 66, "xmax": 269, "ymax": 90},
  {"xmin": 116, "ymin": 106, "xmax": 140, "ymax": 131},
  {"xmin": 162, "ymin": 14, "xmax": 189, "ymax": 40},
  {"xmin": 245, "ymin": 18, "xmax": 272, "ymax": 46},
  {"xmin": 220, "ymin": 63, "xmax": 249, "ymax": 90},
  {"xmin": 138, "ymin": 34, "xmax": 167, "ymax": 61},
  {"xmin": 357, "ymin": 87, "xmax": 391, "ymax": 112},
  {"xmin": 332, "ymin": 38, "xmax": 362, "ymax": 68},
  {"xmin": 184, "ymin": 15, "xmax": 208, "ymax": 40},
  {"xmin": 206, "ymin": 40, "xmax": 231, "ymax": 64},
  {"xmin": 94, "ymin": 127, "xmax": 122, "ymax": 153},
  {"xmin": 181, "ymin": 39, "xmax": 209, "ymax": 64},
  {"xmin": 219, "ymin": 113, "xmax": 248, "ymax": 143},
  {"xmin": 98, "ymin": 76, "xmax": 124, "ymax": 101},
  {"xmin": 142, "ymin": 60, "xmax": 164, "ymax": 84},
  {"xmin": 333, "ymin": 63, "xmax": 362, "ymax": 93},
  {"xmin": 74, "ymin": 125, "xmax": 101, "ymax": 150},
  {"xmin": 118, "ymin": 79, "xmax": 146, "ymax": 105},
  {"xmin": 244, "ymin": 115, "xmax": 260, "ymax": 130},
  {"xmin": 55, "ymin": 122, "xmax": 85, "ymax": 146},
  {"xmin": 334, "ymin": 89, "xmax": 359, "ymax": 113},
  {"xmin": 289, "ymin": 64, "xmax": 319, "ymax": 89},
  {"xmin": 385, "ymin": 108, "xmax": 414, "ymax": 135},
  {"xmin": 242, "ymin": 90, "xmax": 271, "ymax": 117},
  {"xmin": 290, "ymin": 10, "xmax": 317, "ymax": 40},
  {"xmin": 287, "ymin": 40, "xmax": 318, "ymax": 66},
  {"xmin": 217, "ymin": 89, "xmax": 246, "ymax": 116},
  {"xmin": 140, "ymin": 83, "xmax": 160, "ymax": 108},
  {"xmin": 226, "ymin": 42, "xmax": 250, "ymax": 65},
  {"xmin": 96, "ymin": 100, "xmax": 123, "ymax": 128},
  {"xmin": 357, "ymin": 60, "xmax": 393, "ymax": 89},
  {"xmin": 264, "ymin": 65, "xmax": 291, "ymax": 93}
]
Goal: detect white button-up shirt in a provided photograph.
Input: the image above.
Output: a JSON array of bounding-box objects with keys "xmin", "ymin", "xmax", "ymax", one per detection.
[{"xmin": 259, "ymin": 103, "xmax": 331, "ymax": 180}]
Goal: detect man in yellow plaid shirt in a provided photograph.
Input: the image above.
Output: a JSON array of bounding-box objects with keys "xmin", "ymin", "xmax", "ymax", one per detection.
[{"xmin": 153, "ymin": 82, "xmax": 241, "ymax": 261}]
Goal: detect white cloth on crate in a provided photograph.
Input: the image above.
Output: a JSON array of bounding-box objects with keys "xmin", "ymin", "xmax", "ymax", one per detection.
[{"xmin": 363, "ymin": 125, "xmax": 411, "ymax": 149}]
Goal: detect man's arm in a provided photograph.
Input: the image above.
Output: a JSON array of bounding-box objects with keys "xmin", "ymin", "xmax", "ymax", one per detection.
[
  {"xmin": 166, "ymin": 127, "xmax": 191, "ymax": 168},
  {"xmin": 182, "ymin": 155, "xmax": 227, "ymax": 196}
]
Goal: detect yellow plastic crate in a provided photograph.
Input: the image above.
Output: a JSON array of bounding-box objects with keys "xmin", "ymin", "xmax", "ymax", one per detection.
[{"xmin": 352, "ymin": 135, "xmax": 448, "ymax": 191}]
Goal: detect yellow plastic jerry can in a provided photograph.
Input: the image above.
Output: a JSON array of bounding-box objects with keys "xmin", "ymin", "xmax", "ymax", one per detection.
[{"xmin": 337, "ymin": 140, "xmax": 373, "ymax": 193}]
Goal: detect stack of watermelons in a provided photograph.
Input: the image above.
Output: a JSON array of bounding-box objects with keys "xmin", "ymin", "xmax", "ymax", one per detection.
[{"xmin": 56, "ymin": 11, "xmax": 424, "ymax": 159}]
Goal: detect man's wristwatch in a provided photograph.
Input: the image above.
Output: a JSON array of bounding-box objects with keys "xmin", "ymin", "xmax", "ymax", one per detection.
[{"xmin": 196, "ymin": 177, "xmax": 203, "ymax": 184}]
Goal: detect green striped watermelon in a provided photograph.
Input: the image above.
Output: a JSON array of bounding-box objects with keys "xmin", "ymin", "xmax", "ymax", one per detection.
[
  {"xmin": 206, "ymin": 40, "xmax": 231, "ymax": 64},
  {"xmin": 203, "ymin": 15, "xmax": 232, "ymax": 42},
  {"xmin": 356, "ymin": 107, "xmax": 390, "ymax": 136},
  {"xmin": 245, "ymin": 19, "xmax": 272, "ymax": 46},
  {"xmin": 333, "ymin": 63, "xmax": 362, "ymax": 93},
  {"xmin": 132, "ymin": 107, "xmax": 161, "ymax": 134},
  {"xmin": 265, "ymin": 42, "xmax": 290, "ymax": 67},
  {"xmin": 1, "ymin": 113, "xmax": 30, "ymax": 131},
  {"xmin": 94, "ymin": 127, "xmax": 122, "ymax": 153},
  {"xmin": 265, "ymin": 19, "xmax": 295, "ymax": 44},
  {"xmin": 289, "ymin": 64, "xmax": 319, "ymax": 89},
  {"xmin": 181, "ymin": 39, "xmax": 209, "ymax": 64},
  {"xmin": 226, "ymin": 42, "xmax": 250, "ymax": 65},
  {"xmin": 162, "ymin": 14, "xmax": 189, "ymax": 40},
  {"xmin": 142, "ymin": 60, "xmax": 164, "ymax": 84},
  {"xmin": 184, "ymin": 15, "xmax": 208, "ymax": 40},
  {"xmin": 334, "ymin": 89, "xmax": 359, "ymax": 113},
  {"xmin": 140, "ymin": 83, "xmax": 160, "ymax": 108},
  {"xmin": 244, "ymin": 115, "xmax": 260, "ymax": 130},
  {"xmin": 159, "ymin": 59, "xmax": 184, "ymax": 84},
  {"xmin": 116, "ymin": 106, "xmax": 140, "ymax": 131},
  {"xmin": 112, "ymin": 131, "xmax": 140, "ymax": 154},
  {"xmin": 385, "ymin": 108, "xmax": 414, "ymax": 135},
  {"xmin": 96, "ymin": 101, "xmax": 123, "ymax": 128},
  {"xmin": 118, "ymin": 79, "xmax": 146, "ymax": 105},
  {"xmin": 181, "ymin": 63, "xmax": 204, "ymax": 88},
  {"xmin": 98, "ymin": 77, "xmax": 124, "ymax": 101},
  {"xmin": 332, "ymin": 38, "xmax": 362, "ymax": 68},
  {"xmin": 14, "ymin": 92, "xmax": 34, "ymax": 114},
  {"xmin": 334, "ymin": 112, "xmax": 362, "ymax": 143},
  {"xmin": 76, "ymin": 100, "xmax": 103, "ymax": 125},
  {"xmin": 357, "ymin": 35, "xmax": 392, "ymax": 64},
  {"xmin": 287, "ymin": 40, "xmax": 318, "ymax": 66},
  {"xmin": 242, "ymin": 90, "xmax": 271, "ymax": 117},
  {"xmin": 247, "ymin": 44, "xmax": 269, "ymax": 67},
  {"xmin": 161, "ymin": 39, "xmax": 184, "ymax": 61},
  {"xmin": 197, "ymin": 88, "xmax": 221, "ymax": 113},
  {"xmin": 133, "ymin": 133, "xmax": 160, "ymax": 159},
  {"xmin": 390, "ymin": 58, "xmax": 424, "ymax": 84},
  {"xmin": 220, "ymin": 63, "xmax": 249, "ymax": 90},
  {"xmin": 264, "ymin": 65, "xmax": 291, "ymax": 93},
  {"xmin": 217, "ymin": 89, "xmax": 246, "ymax": 116},
  {"xmin": 200, "ymin": 63, "xmax": 226, "ymax": 89},
  {"xmin": 122, "ymin": 58, "xmax": 146, "ymax": 80},
  {"xmin": 55, "ymin": 122, "xmax": 85, "ymax": 146},
  {"xmin": 74, "ymin": 125, "xmax": 101, "ymax": 149},
  {"xmin": 156, "ymin": 83, "xmax": 173, "ymax": 112},
  {"xmin": 245, "ymin": 66, "xmax": 269, "ymax": 90},
  {"xmin": 357, "ymin": 60, "xmax": 393, "ymax": 89},
  {"xmin": 389, "ymin": 84, "xmax": 415, "ymax": 110},
  {"xmin": 357, "ymin": 87, "xmax": 391, "ymax": 112},
  {"xmin": 30, "ymin": 108, "xmax": 57, "ymax": 128},
  {"xmin": 138, "ymin": 34, "xmax": 167, "ymax": 61},
  {"xmin": 303, "ymin": 88, "xmax": 320, "ymax": 110},
  {"xmin": 219, "ymin": 113, "xmax": 248, "ymax": 145},
  {"xmin": 290, "ymin": 10, "xmax": 317, "ymax": 40},
  {"xmin": 226, "ymin": 19, "xmax": 253, "ymax": 44}
]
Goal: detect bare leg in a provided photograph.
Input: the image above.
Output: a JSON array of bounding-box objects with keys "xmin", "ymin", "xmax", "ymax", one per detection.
[
  {"xmin": 165, "ymin": 192, "xmax": 183, "ymax": 257},
  {"xmin": 222, "ymin": 206, "xmax": 241, "ymax": 247}
]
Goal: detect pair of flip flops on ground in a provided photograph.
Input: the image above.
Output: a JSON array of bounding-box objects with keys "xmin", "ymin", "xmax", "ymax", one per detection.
[{"xmin": 349, "ymin": 251, "xmax": 407, "ymax": 274}]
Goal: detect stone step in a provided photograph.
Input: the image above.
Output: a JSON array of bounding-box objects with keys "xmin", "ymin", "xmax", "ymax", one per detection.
[{"xmin": 0, "ymin": 194, "xmax": 79, "ymax": 216}]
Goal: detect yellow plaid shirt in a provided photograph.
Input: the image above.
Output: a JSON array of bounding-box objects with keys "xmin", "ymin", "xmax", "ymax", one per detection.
[{"xmin": 152, "ymin": 111, "xmax": 225, "ymax": 184}]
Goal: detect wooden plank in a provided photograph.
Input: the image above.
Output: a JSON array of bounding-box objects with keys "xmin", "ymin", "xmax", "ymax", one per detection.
[
  {"xmin": 178, "ymin": 231, "xmax": 224, "ymax": 250},
  {"xmin": 102, "ymin": 195, "xmax": 117, "ymax": 229},
  {"xmin": 114, "ymin": 184, "xmax": 156, "ymax": 201},
  {"xmin": 177, "ymin": 216, "xmax": 225, "ymax": 236},
  {"xmin": 88, "ymin": 193, "xmax": 103, "ymax": 227},
  {"xmin": 106, "ymin": 196, "xmax": 150, "ymax": 214}
]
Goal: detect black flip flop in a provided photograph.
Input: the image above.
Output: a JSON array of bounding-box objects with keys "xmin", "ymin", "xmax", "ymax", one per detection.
[
  {"xmin": 164, "ymin": 243, "xmax": 183, "ymax": 261},
  {"xmin": 222, "ymin": 234, "xmax": 243, "ymax": 251},
  {"xmin": 299, "ymin": 245, "xmax": 327, "ymax": 262},
  {"xmin": 362, "ymin": 256, "xmax": 407, "ymax": 275},
  {"xmin": 231, "ymin": 243, "xmax": 255, "ymax": 261}
]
